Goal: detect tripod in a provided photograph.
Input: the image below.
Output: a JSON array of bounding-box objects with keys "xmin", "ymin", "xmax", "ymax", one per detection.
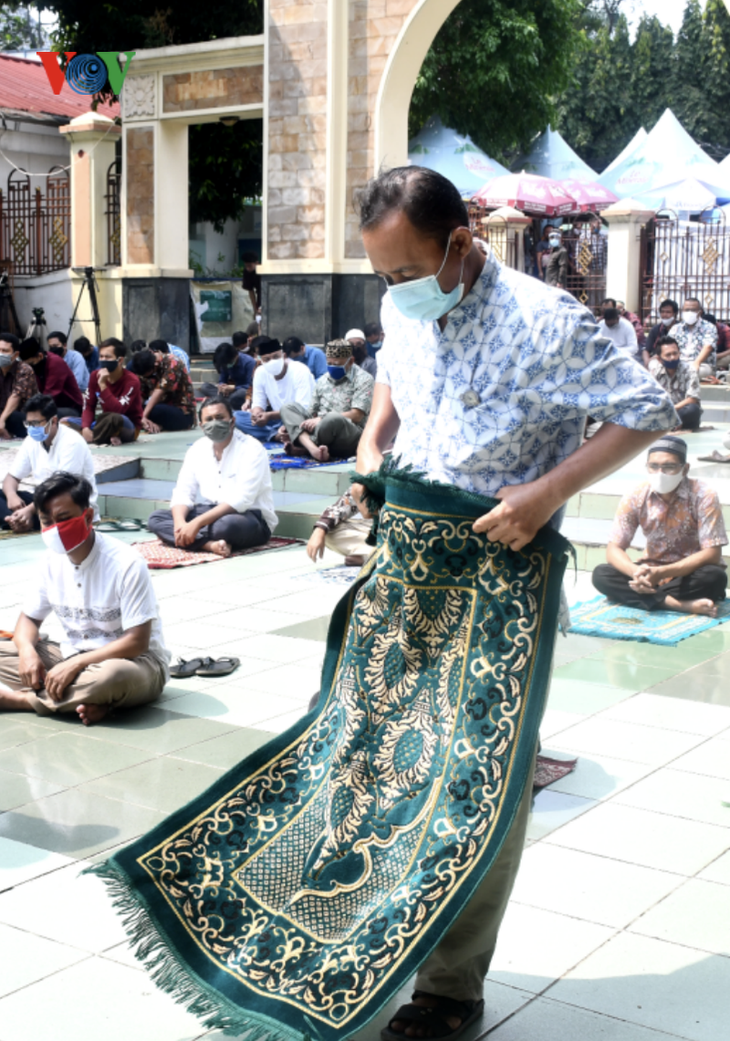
[
  {"xmin": 67, "ymin": 266, "xmax": 102, "ymax": 346},
  {"xmin": 26, "ymin": 306, "xmax": 46, "ymax": 348},
  {"xmin": 0, "ymin": 271, "xmax": 21, "ymax": 336}
]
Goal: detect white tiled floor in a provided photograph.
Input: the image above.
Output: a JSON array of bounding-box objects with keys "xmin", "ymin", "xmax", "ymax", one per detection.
[{"xmin": 1, "ymin": 539, "xmax": 729, "ymax": 1041}]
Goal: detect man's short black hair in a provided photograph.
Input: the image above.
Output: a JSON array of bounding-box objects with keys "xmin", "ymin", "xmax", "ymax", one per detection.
[
  {"xmin": 659, "ymin": 299, "xmax": 678, "ymax": 315},
  {"xmin": 231, "ymin": 331, "xmax": 248, "ymax": 349},
  {"xmin": 99, "ymin": 337, "xmax": 127, "ymax": 359},
  {"xmin": 364, "ymin": 321, "xmax": 382, "ymax": 339},
  {"xmin": 603, "ymin": 307, "xmax": 619, "ymax": 322},
  {"xmin": 213, "ymin": 342, "xmax": 237, "ymax": 371},
  {"xmin": 19, "ymin": 338, "xmax": 43, "ymax": 362},
  {"xmin": 357, "ymin": 166, "xmax": 469, "ymax": 250},
  {"xmin": 602, "ymin": 298, "xmax": 617, "ymax": 308},
  {"xmin": 131, "ymin": 349, "xmax": 156, "ymax": 376},
  {"xmin": 684, "ymin": 297, "xmax": 702, "ymax": 309},
  {"xmin": 24, "ymin": 393, "xmax": 57, "ymax": 419},
  {"xmin": 199, "ymin": 395, "xmax": 234, "ymax": 421},
  {"xmin": 148, "ymin": 339, "xmax": 169, "ymax": 354},
  {"xmin": 74, "ymin": 336, "xmax": 91, "ymax": 354},
  {"xmin": 130, "ymin": 339, "xmax": 147, "ymax": 354},
  {"xmin": 657, "ymin": 335, "xmax": 679, "ymax": 352},
  {"xmin": 34, "ymin": 470, "xmax": 92, "ymax": 514},
  {"xmin": 0, "ymin": 332, "xmax": 20, "ymax": 351},
  {"xmin": 282, "ymin": 336, "xmax": 305, "ymax": 356},
  {"xmin": 47, "ymin": 330, "xmax": 67, "ymax": 345},
  {"xmin": 242, "ymin": 251, "xmax": 259, "ymax": 264}
]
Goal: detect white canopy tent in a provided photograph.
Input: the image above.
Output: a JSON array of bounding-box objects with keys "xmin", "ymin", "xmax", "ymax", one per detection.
[
  {"xmin": 601, "ymin": 127, "xmax": 647, "ymax": 176},
  {"xmin": 408, "ymin": 116, "xmax": 509, "ymax": 198},
  {"xmin": 512, "ymin": 125, "xmax": 597, "ymax": 184}
]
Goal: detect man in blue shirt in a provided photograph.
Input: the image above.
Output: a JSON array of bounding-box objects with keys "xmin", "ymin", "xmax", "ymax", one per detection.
[
  {"xmin": 73, "ymin": 337, "xmax": 99, "ymax": 374},
  {"xmin": 283, "ymin": 336, "xmax": 328, "ymax": 380},
  {"xmin": 47, "ymin": 331, "xmax": 88, "ymax": 392},
  {"xmin": 199, "ymin": 341, "xmax": 257, "ymax": 411}
]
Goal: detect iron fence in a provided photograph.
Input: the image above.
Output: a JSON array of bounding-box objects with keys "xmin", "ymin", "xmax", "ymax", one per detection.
[
  {"xmin": 640, "ymin": 214, "xmax": 730, "ymax": 324},
  {"xmin": 0, "ymin": 167, "xmax": 70, "ymax": 276},
  {"xmin": 561, "ymin": 224, "xmax": 608, "ymax": 315}
]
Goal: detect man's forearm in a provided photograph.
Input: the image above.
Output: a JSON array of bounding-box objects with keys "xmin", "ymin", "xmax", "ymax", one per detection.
[
  {"xmin": 697, "ymin": 344, "xmax": 713, "ymax": 365},
  {"xmin": 0, "ymin": 392, "xmax": 20, "ymax": 425},
  {"xmin": 533, "ymin": 423, "xmax": 665, "ymax": 515},
  {"xmin": 171, "ymin": 503, "xmax": 189, "ymax": 527},
  {"xmin": 2, "ymin": 473, "xmax": 20, "ymax": 503},
  {"xmin": 69, "ymin": 629, "xmax": 150, "ymax": 670},
  {"xmin": 661, "ymin": 547, "xmax": 722, "ymax": 579},
  {"xmin": 606, "ymin": 542, "xmax": 638, "ymax": 577},
  {"xmin": 13, "ymin": 612, "xmax": 41, "ymax": 651},
  {"xmin": 143, "ymin": 388, "xmax": 164, "ymax": 417},
  {"xmin": 191, "ymin": 503, "xmax": 236, "ymax": 529}
]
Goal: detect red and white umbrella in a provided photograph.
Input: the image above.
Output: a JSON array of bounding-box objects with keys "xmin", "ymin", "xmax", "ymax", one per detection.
[
  {"xmin": 559, "ymin": 178, "xmax": 618, "ymax": 211},
  {"xmin": 472, "ymin": 173, "xmax": 577, "ymax": 216}
]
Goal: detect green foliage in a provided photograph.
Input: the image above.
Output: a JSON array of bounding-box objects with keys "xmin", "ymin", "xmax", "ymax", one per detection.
[
  {"xmin": 188, "ymin": 120, "xmax": 263, "ymax": 232},
  {"xmin": 0, "ymin": 3, "xmax": 49, "ymax": 50},
  {"xmin": 409, "ymin": 0, "xmax": 583, "ymax": 161}
]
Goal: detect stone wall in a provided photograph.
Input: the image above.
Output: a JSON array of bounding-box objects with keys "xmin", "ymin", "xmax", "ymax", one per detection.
[
  {"xmin": 344, "ymin": 0, "xmax": 414, "ymax": 259},
  {"xmin": 267, "ymin": 0, "xmax": 329, "ymax": 261},
  {"xmin": 126, "ymin": 127, "xmax": 154, "ymax": 264},
  {"xmin": 163, "ymin": 66, "xmax": 263, "ymax": 113}
]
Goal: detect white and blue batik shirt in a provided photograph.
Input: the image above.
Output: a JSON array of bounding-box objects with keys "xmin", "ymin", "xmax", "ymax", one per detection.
[{"xmin": 376, "ymin": 247, "xmax": 677, "ymax": 499}]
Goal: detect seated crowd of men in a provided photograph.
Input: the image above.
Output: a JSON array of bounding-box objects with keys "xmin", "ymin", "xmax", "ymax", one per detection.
[{"xmin": 0, "ymin": 310, "xmax": 727, "ymax": 728}]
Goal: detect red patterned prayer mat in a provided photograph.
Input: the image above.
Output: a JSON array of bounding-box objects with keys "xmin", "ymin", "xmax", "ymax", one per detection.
[
  {"xmin": 133, "ymin": 536, "xmax": 303, "ymax": 569},
  {"xmin": 533, "ymin": 754, "xmax": 578, "ymax": 789}
]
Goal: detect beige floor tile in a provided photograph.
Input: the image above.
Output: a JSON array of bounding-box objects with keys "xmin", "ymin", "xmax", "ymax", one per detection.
[
  {"xmin": 546, "ymin": 802, "xmax": 730, "ymax": 874},
  {"xmin": 599, "ymin": 692, "xmax": 730, "ymax": 736},
  {"xmin": 0, "ymin": 836, "xmax": 73, "ymax": 893},
  {"xmin": 0, "ymin": 730, "xmax": 153, "ymax": 787},
  {"xmin": 547, "ymin": 932, "xmax": 730, "ymax": 1041},
  {"xmin": 488, "ymin": 902, "xmax": 615, "ymax": 993},
  {"xmin": 0, "ymin": 860, "xmax": 128, "ymax": 951},
  {"xmin": 159, "ymin": 687, "xmax": 304, "ymax": 728},
  {"xmin": 540, "ymin": 751, "xmax": 654, "ymax": 801},
  {"xmin": 539, "ymin": 708, "xmax": 585, "ymax": 739},
  {"xmin": 0, "ymin": 767, "xmax": 64, "ymax": 812},
  {"xmin": 526, "ymin": 789, "xmax": 596, "ymax": 841},
  {"xmin": 549, "ymin": 716, "xmax": 706, "ymax": 766},
  {"xmin": 671, "ymin": 735, "xmax": 730, "ymax": 781},
  {"xmin": 0, "ymin": 922, "xmax": 89, "ymax": 998},
  {"xmin": 81, "ymin": 756, "xmax": 225, "ymax": 813},
  {"xmin": 171, "ymin": 726, "xmax": 276, "ymax": 769},
  {"xmin": 487, "ymin": 995, "xmax": 696, "ymax": 1041},
  {"xmin": 511, "ymin": 844, "xmax": 684, "ymax": 928},
  {"xmin": 0, "ymin": 955, "xmax": 205, "ymax": 1041},
  {"xmin": 697, "ymin": 848, "xmax": 730, "ymax": 885},
  {"xmin": 628, "ymin": 877, "xmax": 730, "ymax": 955},
  {"xmin": 613, "ymin": 768, "xmax": 730, "ymax": 828}
]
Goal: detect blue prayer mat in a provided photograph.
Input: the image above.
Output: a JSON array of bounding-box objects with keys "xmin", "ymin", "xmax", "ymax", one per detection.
[{"xmin": 568, "ymin": 595, "xmax": 730, "ymax": 646}]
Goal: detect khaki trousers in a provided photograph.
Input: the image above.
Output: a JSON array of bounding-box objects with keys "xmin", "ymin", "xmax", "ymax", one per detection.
[
  {"xmin": 414, "ymin": 749, "xmax": 537, "ymax": 1001},
  {"xmin": 325, "ymin": 515, "xmax": 373, "ymax": 560},
  {"xmin": 0, "ymin": 639, "xmax": 166, "ymax": 716}
]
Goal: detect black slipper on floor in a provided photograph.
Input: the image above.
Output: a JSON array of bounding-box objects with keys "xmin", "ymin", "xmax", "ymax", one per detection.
[
  {"xmin": 195, "ymin": 656, "xmax": 240, "ymax": 677},
  {"xmin": 169, "ymin": 657, "xmax": 207, "ymax": 679},
  {"xmin": 381, "ymin": 993, "xmax": 484, "ymax": 1041}
]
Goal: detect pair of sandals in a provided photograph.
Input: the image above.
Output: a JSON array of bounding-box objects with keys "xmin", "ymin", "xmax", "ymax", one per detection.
[
  {"xmin": 381, "ymin": 992, "xmax": 484, "ymax": 1041},
  {"xmin": 170, "ymin": 656, "xmax": 240, "ymax": 679}
]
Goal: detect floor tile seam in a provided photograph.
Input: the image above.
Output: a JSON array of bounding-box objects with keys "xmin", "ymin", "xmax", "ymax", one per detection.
[
  {"xmin": 506, "ymin": 896, "xmax": 661, "ymax": 932},
  {"xmin": 470, "ymin": 989, "xmax": 539, "ymax": 1040},
  {"xmin": 0, "ymin": 917, "xmax": 102, "ymax": 957},
  {"xmin": 0, "ymin": 950, "xmax": 95, "ymax": 1002},
  {"xmin": 0, "ymin": 858, "xmax": 82, "ymax": 896},
  {"xmin": 622, "ymin": 921, "xmax": 730, "ymax": 959},
  {"xmin": 539, "ymin": 836, "xmax": 697, "ymax": 874},
  {"xmin": 506, "ymin": 993, "xmax": 699, "ymax": 1041},
  {"xmin": 581, "ymin": 703, "xmax": 730, "ymax": 736},
  {"xmin": 0, "ymin": 747, "xmax": 163, "ymax": 789},
  {"xmin": 77, "ymin": 764, "xmax": 228, "ymax": 811},
  {"xmin": 608, "ymin": 796, "xmax": 730, "ymax": 829}
]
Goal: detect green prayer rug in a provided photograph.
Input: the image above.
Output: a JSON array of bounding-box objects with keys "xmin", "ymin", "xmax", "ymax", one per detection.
[{"xmin": 93, "ymin": 470, "xmax": 571, "ymax": 1041}]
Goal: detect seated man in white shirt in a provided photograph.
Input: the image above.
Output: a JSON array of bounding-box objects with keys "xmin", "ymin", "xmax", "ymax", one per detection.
[
  {"xmin": 0, "ymin": 470, "xmax": 169, "ymax": 726},
  {"xmin": 598, "ymin": 305, "xmax": 640, "ymax": 362},
  {"xmin": 1, "ymin": 394, "xmax": 98, "ymax": 532},
  {"xmin": 234, "ymin": 335, "xmax": 314, "ymax": 442},
  {"xmin": 147, "ymin": 396, "xmax": 278, "ymax": 558}
]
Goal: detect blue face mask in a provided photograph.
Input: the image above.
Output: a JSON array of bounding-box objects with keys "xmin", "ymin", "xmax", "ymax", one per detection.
[
  {"xmin": 328, "ymin": 364, "xmax": 347, "ymax": 381},
  {"xmin": 387, "ymin": 232, "xmax": 466, "ymax": 322},
  {"xmin": 28, "ymin": 423, "xmax": 49, "ymax": 442},
  {"xmin": 367, "ymin": 340, "xmax": 382, "ymax": 356}
]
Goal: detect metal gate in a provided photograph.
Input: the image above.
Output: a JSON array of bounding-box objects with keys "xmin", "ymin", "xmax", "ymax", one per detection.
[
  {"xmin": 640, "ymin": 214, "xmax": 730, "ymax": 324},
  {"xmin": 0, "ymin": 166, "xmax": 70, "ymax": 275}
]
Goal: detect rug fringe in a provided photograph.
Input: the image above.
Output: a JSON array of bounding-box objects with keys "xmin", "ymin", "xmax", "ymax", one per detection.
[{"xmin": 85, "ymin": 861, "xmax": 308, "ymax": 1041}]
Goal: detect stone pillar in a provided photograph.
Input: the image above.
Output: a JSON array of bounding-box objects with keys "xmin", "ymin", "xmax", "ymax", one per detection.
[
  {"xmin": 59, "ymin": 112, "xmax": 121, "ymax": 270},
  {"xmin": 483, "ymin": 206, "xmax": 531, "ymax": 272},
  {"xmin": 602, "ymin": 200, "xmax": 656, "ymax": 313}
]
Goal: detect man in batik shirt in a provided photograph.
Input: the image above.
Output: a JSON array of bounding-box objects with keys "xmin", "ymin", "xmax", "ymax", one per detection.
[
  {"xmin": 131, "ymin": 347, "xmax": 195, "ymax": 433},
  {"xmin": 648, "ymin": 336, "xmax": 702, "ymax": 431},
  {"xmin": 280, "ymin": 340, "xmax": 373, "ymax": 462},
  {"xmin": 353, "ymin": 166, "xmax": 677, "ymax": 1040},
  {"xmin": 671, "ymin": 298, "xmax": 718, "ymax": 378},
  {"xmin": 593, "ymin": 435, "xmax": 726, "ymax": 616},
  {"xmin": 306, "ymin": 486, "xmax": 372, "ymax": 567}
]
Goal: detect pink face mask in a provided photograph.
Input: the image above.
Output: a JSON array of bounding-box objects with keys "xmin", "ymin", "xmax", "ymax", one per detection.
[{"xmin": 41, "ymin": 512, "xmax": 92, "ymax": 554}]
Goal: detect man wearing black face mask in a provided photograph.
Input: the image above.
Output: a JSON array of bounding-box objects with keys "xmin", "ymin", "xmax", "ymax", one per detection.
[
  {"xmin": 147, "ymin": 396, "xmax": 277, "ymax": 557},
  {"xmin": 648, "ymin": 336, "xmax": 702, "ymax": 431},
  {"xmin": 47, "ymin": 330, "xmax": 88, "ymax": 392},
  {"xmin": 78, "ymin": 338, "xmax": 143, "ymax": 445},
  {"xmin": 19, "ymin": 338, "xmax": 82, "ymax": 418}
]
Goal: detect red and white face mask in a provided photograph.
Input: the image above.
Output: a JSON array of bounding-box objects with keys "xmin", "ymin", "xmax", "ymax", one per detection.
[{"xmin": 41, "ymin": 512, "xmax": 92, "ymax": 554}]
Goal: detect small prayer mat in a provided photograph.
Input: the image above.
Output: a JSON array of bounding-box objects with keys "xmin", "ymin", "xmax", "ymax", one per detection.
[
  {"xmin": 133, "ymin": 536, "xmax": 303, "ymax": 569},
  {"xmin": 568, "ymin": 595, "xmax": 730, "ymax": 645},
  {"xmin": 93, "ymin": 468, "xmax": 571, "ymax": 1041},
  {"xmin": 533, "ymin": 754, "xmax": 578, "ymax": 789},
  {"xmin": 267, "ymin": 453, "xmax": 354, "ymax": 471},
  {"xmin": 293, "ymin": 564, "xmax": 362, "ymax": 586}
]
